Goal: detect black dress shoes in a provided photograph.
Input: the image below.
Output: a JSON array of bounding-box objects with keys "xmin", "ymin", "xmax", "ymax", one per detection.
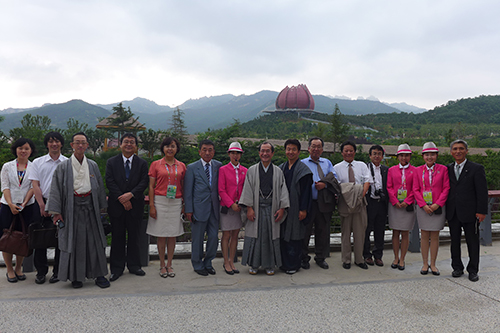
[
  {"xmin": 95, "ymin": 276, "xmax": 110, "ymax": 288},
  {"xmin": 109, "ymin": 273, "xmax": 122, "ymax": 282},
  {"xmin": 206, "ymin": 267, "xmax": 216, "ymax": 275},
  {"xmin": 452, "ymin": 270, "xmax": 464, "ymax": 278},
  {"xmin": 6, "ymin": 273, "xmax": 17, "ymax": 283},
  {"xmin": 35, "ymin": 275, "xmax": 46, "ymax": 285},
  {"xmin": 355, "ymin": 262, "xmax": 368, "ymax": 270},
  {"xmin": 130, "ymin": 269, "xmax": 146, "ymax": 276},
  {"xmin": 301, "ymin": 261, "xmax": 311, "ymax": 270},
  {"xmin": 223, "ymin": 264, "xmax": 234, "ymax": 275},
  {"xmin": 72, "ymin": 281, "xmax": 83, "ymax": 288},
  {"xmin": 316, "ymin": 261, "xmax": 329, "ymax": 269},
  {"xmin": 342, "ymin": 263, "xmax": 351, "ymax": 269},
  {"xmin": 49, "ymin": 274, "xmax": 59, "ymax": 283},
  {"xmin": 468, "ymin": 272, "xmax": 479, "ymax": 282},
  {"xmin": 195, "ymin": 269, "xmax": 209, "ymax": 276}
]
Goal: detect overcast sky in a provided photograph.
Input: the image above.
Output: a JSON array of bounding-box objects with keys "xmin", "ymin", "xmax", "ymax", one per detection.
[{"xmin": 1, "ymin": 0, "xmax": 498, "ymax": 111}]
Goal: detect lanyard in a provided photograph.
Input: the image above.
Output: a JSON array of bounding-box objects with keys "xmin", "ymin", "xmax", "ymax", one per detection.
[
  {"xmin": 17, "ymin": 160, "xmax": 27, "ymax": 187},
  {"xmin": 165, "ymin": 161, "xmax": 178, "ymax": 185},
  {"xmin": 400, "ymin": 164, "xmax": 409, "ymax": 189},
  {"xmin": 422, "ymin": 165, "xmax": 435, "ymax": 191}
]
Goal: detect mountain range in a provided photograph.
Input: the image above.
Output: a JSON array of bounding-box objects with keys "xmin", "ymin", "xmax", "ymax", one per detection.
[{"xmin": 0, "ymin": 91, "xmax": 427, "ymax": 134}]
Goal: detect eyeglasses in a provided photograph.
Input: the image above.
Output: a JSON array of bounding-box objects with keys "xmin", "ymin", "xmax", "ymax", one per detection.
[
  {"xmin": 73, "ymin": 141, "xmax": 88, "ymax": 146},
  {"xmin": 122, "ymin": 140, "xmax": 136, "ymax": 145}
]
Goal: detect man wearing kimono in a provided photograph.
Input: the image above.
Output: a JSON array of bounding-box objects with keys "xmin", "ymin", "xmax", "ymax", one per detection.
[
  {"xmin": 47, "ymin": 132, "xmax": 109, "ymax": 289},
  {"xmin": 239, "ymin": 142, "xmax": 290, "ymax": 275}
]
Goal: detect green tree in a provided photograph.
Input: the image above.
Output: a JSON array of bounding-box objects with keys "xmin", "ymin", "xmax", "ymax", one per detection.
[
  {"xmin": 107, "ymin": 103, "xmax": 141, "ymax": 140},
  {"xmin": 87, "ymin": 128, "xmax": 110, "ymax": 157},
  {"xmin": 169, "ymin": 107, "xmax": 188, "ymax": 144},
  {"xmin": 9, "ymin": 114, "xmax": 53, "ymax": 156},
  {"xmin": 327, "ymin": 104, "xmax": 350, "ymax": 153},
  {"xmin": 63, "ymin": 118, "xmax": 89, "ymax": 153},
  {"xmin": 139, "ymin": 128, "xmax": 168, "ymax": 158}
]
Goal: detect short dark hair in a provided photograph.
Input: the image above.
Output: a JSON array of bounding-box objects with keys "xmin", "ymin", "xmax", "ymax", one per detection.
[
  {"xmin": 199, "ymin": 139, "xmax": 215, "ymax": 149},
  {"xmin": 11, "ymin": 138, "xmax": 36, "ymax": 157},
  {"xmin": 285, "ymin": 139, "xmax": 301, "ymax": 151},
  {"xmin": 160, "ymin": 137, "xmax": 181, "ymax": 155},
  {"xmin": 120, "ymin": 133, "xmax": 138, "ymax": 145},
  {"xmin": 369, "ymin": 145, "xmax": 384, "ymax": 156},
  {"xmin": 340, "ymin": 140, "xmax": 357, "ymax": 152},
  {"xmin": 43, "ymin": 131, "xmax": 64, "ymax": 148},
  {"xmin": 259, "ymin": 141, "xmax": 274, "ymax": 152},
  {"xmin": 72, "ymin": 132, "xmax": 89, "ymax": 142},
  {"xmin": 308, "ymin": 137, "xmax": 324, "ymax": 147}
]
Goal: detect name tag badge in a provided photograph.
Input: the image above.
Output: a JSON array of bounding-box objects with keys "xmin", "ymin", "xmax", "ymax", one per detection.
[
  {"xmin": 397, "ymin": 189, "xmax": 407, "ymax": 202},
  {"xmin": 423, "ymin": 191, "xmax": 433, "ymax": 205},
  {"xmin": 166, "ymin": 185, "xmax": 177, "ymax": 199}
]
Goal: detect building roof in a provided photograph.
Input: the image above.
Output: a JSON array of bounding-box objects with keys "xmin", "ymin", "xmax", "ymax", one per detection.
[{"xmin": 96, "ymin": 113, "xmax": 146, "ymax": 130}]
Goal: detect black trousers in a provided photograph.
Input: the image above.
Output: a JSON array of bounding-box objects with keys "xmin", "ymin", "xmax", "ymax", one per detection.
[
  {"xmin": 32, "ymin": 201, "xmax": 60, "ymax": 277},
  {"xmin": 449, "ymin": 216, "xmax": 480, "ymax": 274},
  {"xmin": 280, "ymin": 238, "xmax": 303, "ymax": 271},
  {"xmin": 302, "ymin": 200, "xmax": 331, "ymax": 262},
  {"xmin": 363, "ymin": 197, "xmax": 388, "ymax": 260},
  {"xmin": 109, "ymin": 211, "xmax": 142, "ymax": 274}
]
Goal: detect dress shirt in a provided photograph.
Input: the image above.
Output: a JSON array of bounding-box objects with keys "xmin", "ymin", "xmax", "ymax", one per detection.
[
  {"xmin": 369, "ymin": 163, "xmax": 383, "ymax": 198},
  {"xmin": 122, "ymin": 154, "xmax": 133, "ymax": 169},
  {"xmin": 334, "ymin": 160, "xmax": 372, "ymax": 185},
  {"xmin": 455, "ymin": 159, "xmax": 467, "ymax": 179},
  {"xmin": 301, "ymin": 156, "xmax": 336, "ymax": 200},
  {"xmin": 28, "ymin": 153, "xmax": 68, "ymax": 199}
]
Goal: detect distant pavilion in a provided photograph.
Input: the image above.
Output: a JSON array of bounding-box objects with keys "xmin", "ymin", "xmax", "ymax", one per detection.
[
  {"xmin": 263, "ymin": 84, "xmax": 322, "ymax": 116},
  {"xmin": 96, "ymin": 113, "xmax": 146, "ymax": 151}
]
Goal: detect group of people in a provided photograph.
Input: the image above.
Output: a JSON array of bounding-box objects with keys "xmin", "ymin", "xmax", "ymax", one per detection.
[{"xmin": 0, "ymin": 131, "xmax": 488, "ymax": 289}]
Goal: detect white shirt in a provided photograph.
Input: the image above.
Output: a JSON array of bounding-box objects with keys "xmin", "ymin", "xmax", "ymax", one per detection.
[
  {"xmin": 28, "ymin": 153, "xmax": 68, "ymax": 199},
  {"xmin": 369, "ymin": 163, "xmax": 383, "ymax": 198},
  {"xmin": 1, "ymin": 159, "xmax": 35, "ymax": 206},
  {"xmin": 122, "ymin": 154, "xmax": 133, "ymax": 169},
  {"xmin": 333, "ymin": 160, "xmax": 372, "ymax": 185}
]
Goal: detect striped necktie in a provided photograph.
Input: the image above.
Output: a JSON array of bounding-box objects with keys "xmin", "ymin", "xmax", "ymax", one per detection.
[{"xmin": 205, "ymin": 162, "xmax": 210, "ymax": 185}]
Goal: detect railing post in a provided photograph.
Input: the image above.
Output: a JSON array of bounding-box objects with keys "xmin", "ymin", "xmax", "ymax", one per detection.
[
  {"xmin": 480, "ymin": 198, "xmax": 494, "ymax": 246},
  {"xmin": 408, "ymin": 213, "xmax": 420, "ymax": 253}
]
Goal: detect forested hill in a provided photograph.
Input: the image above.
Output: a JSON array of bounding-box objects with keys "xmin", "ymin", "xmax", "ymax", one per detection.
[{"xmin": 347, "ymin": 95, "xmax": 500, "ymax": 128}]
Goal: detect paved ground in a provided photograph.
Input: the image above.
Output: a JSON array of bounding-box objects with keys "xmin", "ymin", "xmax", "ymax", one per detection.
[{"xmin": 1, "ymin": 241, "xmax": 500, "ymax": 332}]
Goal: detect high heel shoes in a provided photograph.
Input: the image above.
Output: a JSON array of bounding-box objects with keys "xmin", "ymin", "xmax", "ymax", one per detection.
[{"xmin": 223, "ymin": 264, "xmax": 234, "ymax": 275}]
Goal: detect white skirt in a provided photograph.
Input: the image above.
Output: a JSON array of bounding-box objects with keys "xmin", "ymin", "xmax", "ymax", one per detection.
[{"xmin": 146, "ymin": 196, "xmax": 184, "ymax": 237}]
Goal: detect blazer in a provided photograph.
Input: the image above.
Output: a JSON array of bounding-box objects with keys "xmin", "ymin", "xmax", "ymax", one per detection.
[
  {"xmin": 413, "ymin": 164, "xmax": 450, "ymax": 208},
  {"xmin": 446, "ymin": 160, "xmax": 488, "ymax": 223},
  {"xmin": 387, "ymin": 164, "xmax": 416, "ymax": 206},
  {"xmin": 0, "ymin": 159, "xmax": 35, "ymax": 206},
  {"xmin": 184, "ymin": 159, "xmax": 222, "ymax": 222},
  {"xmin": 218, "ymin": 163, "xmax": 247, "ymax": 208},
  {"xmin": 105, "ymin": 154, "xmax": 149, "ymax": 219}
]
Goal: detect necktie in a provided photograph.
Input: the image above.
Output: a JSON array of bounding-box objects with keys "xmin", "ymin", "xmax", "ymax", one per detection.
[
  {"xmin": 348, "ymin": 163, "xmax": 355, "ymax": 183},
  {"xmin": 311, "ymin": 159, "xmax": 325, "ymax": 179},
  {"xmin": 125, "ymin": 159, "xmax": 130, "ymax": 180},
  {"xmin": 455, "ymin": 164, "xmax": 461, "ymax": 180},
  {"xmin": 205, "ymin": 163, "xmax": 210, "ymax": 185}
]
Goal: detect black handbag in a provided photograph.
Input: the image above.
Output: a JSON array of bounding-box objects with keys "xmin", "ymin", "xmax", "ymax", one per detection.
[
  {"xmin": 28, "ymin": 218, "xmax": 58, "ymax": 249},
  {"xmin": 0, "ymin": 214, "xmax": 33, "ymax": 257}
]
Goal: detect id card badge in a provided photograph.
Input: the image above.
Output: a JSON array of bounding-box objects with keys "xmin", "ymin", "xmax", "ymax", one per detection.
[
  {"xmin": 397, "ymin": 189, "xmax": 407, "ymax": 202},
  {"xmin": 423, "ymin": 191, "xmax": 433, "ymax": 205},
  {"xmin": 166, "ymin": 185, "xmax": 177, "ymax": 199}
]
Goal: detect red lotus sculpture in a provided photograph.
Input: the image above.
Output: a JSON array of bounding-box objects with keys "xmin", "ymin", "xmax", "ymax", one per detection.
[{"xmin": 275, "ymin": 84, "xmax": 315, "ymax": 110}]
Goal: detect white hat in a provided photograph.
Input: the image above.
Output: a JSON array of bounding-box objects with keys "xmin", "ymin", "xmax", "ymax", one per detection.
[
  {"xmin": 422, "ymin": 142, "xmax": 439, "ymax": 154},
  {"xmin": 227, "ymin": 142, "xmax": 244, "ymax": 153},
  {"xmin": 396, "ymin": 144, "xmax": 412, "ymax": 155}
]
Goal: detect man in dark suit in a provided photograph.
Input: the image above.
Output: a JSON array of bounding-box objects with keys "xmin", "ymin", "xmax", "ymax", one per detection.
[
  {"xmin": 184, "ymin": 139, "xmax": 222, "ymax": 276},
  {"xmin": 105, "ymin": 133, "xmax": 149, "ymax": 281},
  {"xmin": 363, "ymin": 145, "xmax": 389, "ymax": 267},
  {"xmin": 446, "ymin": 139, "xmax": 488, "ymax": 282}
]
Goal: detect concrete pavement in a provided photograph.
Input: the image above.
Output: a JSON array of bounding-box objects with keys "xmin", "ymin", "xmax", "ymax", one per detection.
[{"xmin": 1, "ymin": 241, "xmax": 500, "ymax": 332}]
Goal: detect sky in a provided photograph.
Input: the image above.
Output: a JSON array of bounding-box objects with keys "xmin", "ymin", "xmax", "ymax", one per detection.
[{"xmin": 1, "ymin": 0, "xmax": 499, "ymax": 111}]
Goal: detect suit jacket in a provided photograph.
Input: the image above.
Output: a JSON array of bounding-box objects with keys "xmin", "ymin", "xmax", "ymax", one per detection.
[
  {"xmin": 446, "ymin": 160, "xmax": 488, "ymax": 223},
  {"xmin": 317, "ymin": 171, "xmax": 340, "ymax": 213},
  {"xmin": 218, "ymin": 163, "xmax": 248, "ymax": 208},
  {"xmin": 184, "ymin": 159, "xmax": 222, "ymax": 222},
  {"xmin": 413, "ymin": 164, "xmax": 450, "ymax": 208},
  {"xmin": 366, "ymin": 162, "xmax": 388, "ymax": 202},
  {"xmin": 387, "ymin": 164, "xmax": 416, "ymax": 206},
  {"xmin": 105, "ymin": 154, "xmax": 149, "ymax": 220}
]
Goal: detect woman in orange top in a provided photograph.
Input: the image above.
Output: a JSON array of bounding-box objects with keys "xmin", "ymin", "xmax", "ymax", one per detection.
[{"xmin": 147, "ymin": 137, "xmax": 186, "ymax": 278}]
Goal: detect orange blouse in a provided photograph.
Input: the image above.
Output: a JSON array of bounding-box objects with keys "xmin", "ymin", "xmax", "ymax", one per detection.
[{"xmin": 148, "ymin": 158, "xmax": 186, "ymax": 198}]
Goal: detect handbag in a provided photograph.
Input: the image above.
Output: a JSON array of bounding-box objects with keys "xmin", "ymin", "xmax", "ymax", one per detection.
[
  {"xmin": 0, "ymin": 214, "xmax": 33, "ymax": 257},
  {"xmin": 28, "ymin": 217, "xmax": 58, "ymax": 249}
]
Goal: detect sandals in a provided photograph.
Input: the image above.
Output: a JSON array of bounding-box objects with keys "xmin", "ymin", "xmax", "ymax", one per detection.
[
  {"xmin": 159, "ymin": 267, "xmax": 168, "ymax": 278},
  {"xmin": 167, "ymin": 267, "xmax": 175, "ymax": 278}
]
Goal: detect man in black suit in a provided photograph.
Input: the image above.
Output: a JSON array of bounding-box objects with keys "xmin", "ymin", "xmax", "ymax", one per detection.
[
  {"xmin": 105, "ymin": 133, "xmax": 149, "ymax": 281},
  {"xmin": 446, "ymin": 139, "xmax": 488, "ymax": 282},
  {"xmin": 363, "ymin": 145, "xmax": 389, "ymax": 267}
]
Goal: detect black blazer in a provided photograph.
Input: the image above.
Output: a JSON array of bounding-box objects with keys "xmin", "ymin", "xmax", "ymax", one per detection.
[
  {"xmin": 446, "ymin": 160, "xmax": 488, "ymax": 223},
  {"xmin": 366, "ymin": 163, "xmax": 389, "ymax": 201},
  {"xmin": 105, "ymin": 154, "xmax": 149, "ymax": 219}
]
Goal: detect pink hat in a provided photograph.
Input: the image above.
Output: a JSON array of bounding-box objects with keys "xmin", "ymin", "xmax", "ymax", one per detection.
[
  {"xmin": 227, "ymin": 142, "xmax": 244, "ymax": 153},
  {"xmin": 421, "ymin": 142, "xmax": 439, "ymax": 154},
  {"xmin": 396, "ymin": 144, "xmax": 412, "ymax": 155}
]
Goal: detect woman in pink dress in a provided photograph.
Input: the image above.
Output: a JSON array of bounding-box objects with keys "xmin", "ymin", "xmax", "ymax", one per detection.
[
  {"xmin": 413, "ymin": 142, "xmax": 450, "ymax": 276},
  {"xmin": 386, "ymin": 144, "xmax": 416, "ymax": 271},
  {"xmin": 218, "ymin": 142, "xmax": 247, "ymax": 275}
]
